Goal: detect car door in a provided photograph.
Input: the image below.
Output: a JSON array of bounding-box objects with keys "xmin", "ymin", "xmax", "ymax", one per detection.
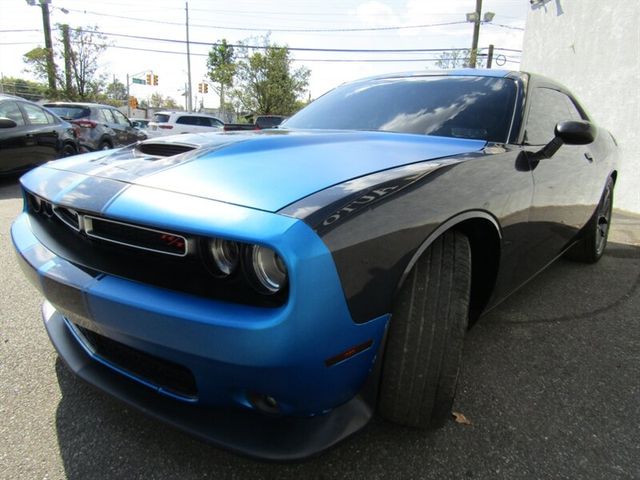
[
  {"xmin": 111, "ymin": 109, "xmax": 140, "ymax": 145},
  {"xmin": 18, "ymin": 101, "xmax": 60, "ymax": 165},
  {"xmin": 0, "ymin": 100, "xmax": 32, "ymax": 173},
  {"xmin": 522, "ymin": 85, "xmax": 603, "ymax": 264},
  {"xmin": 175, "ymin": 115, "xmax": 200, "ymax": 134}
]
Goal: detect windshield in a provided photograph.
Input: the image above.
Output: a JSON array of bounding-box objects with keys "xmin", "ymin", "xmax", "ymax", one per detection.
[
  {"xmin": 284, "ymin": 76, "xmax": 517, "ymax": 143},
  {"xmin": 44, "ymin": 105, "xmax": 91, "ymax": 120}
]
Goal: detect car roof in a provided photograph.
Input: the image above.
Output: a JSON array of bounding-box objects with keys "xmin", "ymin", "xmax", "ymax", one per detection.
[
  {"xmin": 155, "ymin": 111, "xmax": 221, "ymax": 117},
  {"xmin": 42, "ymin": 102, "xmax": 113, "ymax": 108},
  {"xmin": 350, "ymin": 69, "xmax": 523, "ymax": 83},
  {"xmin": 0, "ymin": 93, "xmax": 27, "ymax": 101}
]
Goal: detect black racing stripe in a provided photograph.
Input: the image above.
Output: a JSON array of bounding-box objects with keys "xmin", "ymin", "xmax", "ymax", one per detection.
[{"xmin": 57, "ymin": 176, "xmax": 131, "ymax": 213}]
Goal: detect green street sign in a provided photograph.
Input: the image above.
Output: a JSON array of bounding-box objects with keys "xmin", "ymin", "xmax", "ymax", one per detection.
[{"xmin": 132, "ymin": 78, "xmax": 146, "ymax": 85}]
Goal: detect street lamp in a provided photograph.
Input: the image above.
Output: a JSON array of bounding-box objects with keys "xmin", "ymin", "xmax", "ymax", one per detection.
[{"xmin": 466, "ymin": 0, "xmax": 495, "ymax": 68}]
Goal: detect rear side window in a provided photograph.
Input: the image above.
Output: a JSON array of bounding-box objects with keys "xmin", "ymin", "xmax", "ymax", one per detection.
[
  {"xmin": 152, "ymin": 114, "xmax": 170, "ymax": 123},
  {"xmin": 0, "ymin": 101, "xmax": 25, "ymax": 125},
  {"xmin": 21, "ymin": 103, "xmax": 50, "ymax": 125},
  {"xmin": 44, "ymin": 105, "xmax": 90, "ymax": 120}
]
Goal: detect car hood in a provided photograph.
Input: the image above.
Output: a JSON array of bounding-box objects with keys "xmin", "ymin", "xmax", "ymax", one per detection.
[{"xmin": 44, "ymin": 130, "xmax": 486, "ymax": 212}]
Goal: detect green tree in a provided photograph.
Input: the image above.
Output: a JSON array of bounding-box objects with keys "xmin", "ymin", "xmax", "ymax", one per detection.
[
  {"xmin": 0, "ymin": 76, "xmax": 47, "ymax": 101},
  {"xmin": 104, "ymin": 78, "xmax": 127, "ymax": 103},
  {"xmin": 207, "ymin": 39, "xmax": 236, "ymax": 118},
  {"xmin": 232, "ymin": 41, "xmax": 310, "ymax": 116},
  {"xmin": 149, "ymin": 92, "xmax": 180, "ymax": 110},
  {"xmin": 23, "ymin": 26, "xmax": 108, "ymax": 100}
]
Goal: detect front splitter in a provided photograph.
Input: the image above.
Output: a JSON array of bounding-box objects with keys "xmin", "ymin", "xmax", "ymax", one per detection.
[{"xmin": 43, "ymin": 302, "xmax": 374, "ymax": 461}]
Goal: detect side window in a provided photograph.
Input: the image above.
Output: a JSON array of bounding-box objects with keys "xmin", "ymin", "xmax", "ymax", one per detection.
[
  {"xmin": 564, "ymin": 96, "xmax": 585, "ymax": 121},
  {"xmin": 525, "ymin": 88, "xmax": 574, "ymax": 145},
  {"xmin": 112, "ymin": 109, "xmax": 129, "ymax": 125},
  {"xmin": 21, "ymin": 103, "xmax": 50, "ymax": 125},
  {"xmin": 101, "ymin": 109, "xmax": 115, "ymax": 123},
  {"xmin": 0, "ymin": 101, "xmax": 26, "ymax": 125},
  {"xmin": 176, "ymin": 116, "xmax": 197, "ymax": 125}
]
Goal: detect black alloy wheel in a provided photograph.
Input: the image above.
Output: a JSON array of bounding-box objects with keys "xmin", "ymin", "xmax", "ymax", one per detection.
[{"xmin": 566, "ymin": 176, "xmax": 614, "ymax": 263}]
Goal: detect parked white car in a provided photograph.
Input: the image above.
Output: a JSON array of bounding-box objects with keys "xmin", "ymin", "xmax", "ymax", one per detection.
[{"xmin": 147, "ymin": 111, "xmax": 224, "ymax": 137}]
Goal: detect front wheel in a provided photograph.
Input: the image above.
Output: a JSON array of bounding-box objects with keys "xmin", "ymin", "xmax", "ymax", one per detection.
[
  {"xmin": 565, "ymin": 177, "xmax": 614, "ymax": 263},
  {"xmin": 378, "ymin": 230, "xmax": 471, "ymax": 429}
]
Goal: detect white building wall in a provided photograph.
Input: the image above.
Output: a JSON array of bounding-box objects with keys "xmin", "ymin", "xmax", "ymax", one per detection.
[{"xmin": 521, "ymin": 0, "xmax": 640, "ymax": 212}]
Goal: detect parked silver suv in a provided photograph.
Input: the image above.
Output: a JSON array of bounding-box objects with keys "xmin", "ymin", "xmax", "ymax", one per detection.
[{"xmin": 44, "ymin": 102, "xmax": 146, "ymax": 151}]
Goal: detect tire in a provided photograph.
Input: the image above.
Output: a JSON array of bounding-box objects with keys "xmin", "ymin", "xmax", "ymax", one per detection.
[
  {"xmin": 379, "ymin": 230, "xmax": 471, "ymax": 429},
  {"xmin": 61, "ymin": 143, "xmax": 77, "ymax": 157},
  {"xmin": 99, "ymin": 140, "xmax": 113, "ymax": 150},
  {"xmin": 565, "ymin": 177, "xmax": 614, "ymax": 263}
]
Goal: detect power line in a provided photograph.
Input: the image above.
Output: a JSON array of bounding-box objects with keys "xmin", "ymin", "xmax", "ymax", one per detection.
[
  {"xmin": 60, "ymin": 9, "xmax": 469, "ymax": 33},
  {"xmin": 61, "ymin": 27, "xmax": 522, "ymax": 54},
  {"xmin": 84, "ymin": 43, "xmax": 521, "ymax": 64}
]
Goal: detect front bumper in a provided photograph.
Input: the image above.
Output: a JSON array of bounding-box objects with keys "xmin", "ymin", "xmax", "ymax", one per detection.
[
  {"xmin": 11, "ymin": 190, "xmax": 388, "ymax": 458},
  {"xmin": 40, "ymin": 301, "xmax": 376, "ymax": 460}
]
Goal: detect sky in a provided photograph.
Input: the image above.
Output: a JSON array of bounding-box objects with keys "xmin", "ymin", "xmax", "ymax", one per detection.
[{"xmin": 0, "ymin": 0, "xmax": 529, "ymax": 110}]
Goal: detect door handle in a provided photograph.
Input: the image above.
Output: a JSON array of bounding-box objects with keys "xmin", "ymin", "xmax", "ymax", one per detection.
[{"xmin": 584, "ymin": 152, "xmax": 594, "ymax": 162}]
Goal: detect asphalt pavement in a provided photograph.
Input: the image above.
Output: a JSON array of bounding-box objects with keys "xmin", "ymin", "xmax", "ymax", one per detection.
[{"xmin": 1, "ymin": 175, "xmax": 638, "ymax": 480}]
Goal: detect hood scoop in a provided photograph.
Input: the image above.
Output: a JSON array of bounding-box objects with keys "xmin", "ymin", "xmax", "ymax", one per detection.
[{"xmin": 136, "ymin": 142, "xmax": 196, "ymax": 157}]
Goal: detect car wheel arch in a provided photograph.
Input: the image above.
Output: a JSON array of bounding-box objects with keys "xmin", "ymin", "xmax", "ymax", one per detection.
[{"xmin": 393, "ymin": 211, "xmax": 502, "ymax": 325}]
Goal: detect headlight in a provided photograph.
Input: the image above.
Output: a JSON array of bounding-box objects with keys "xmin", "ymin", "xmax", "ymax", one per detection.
[
  {"xmin": 250, "ymin": 245, "xmax": 288, "ymax": 294},
  {"xmin": 209, "ymin": 238, "xmax": 239, "ymax": 276}
]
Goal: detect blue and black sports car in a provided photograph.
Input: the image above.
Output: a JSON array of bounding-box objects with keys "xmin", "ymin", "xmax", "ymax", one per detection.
[{"xmin": 11, "ymin": 70, "xmax": 618, "ymax": 460}]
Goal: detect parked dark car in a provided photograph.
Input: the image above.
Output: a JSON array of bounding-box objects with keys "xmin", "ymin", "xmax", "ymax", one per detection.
[
  {"xmin": 43, "ymin": 102, "xmax": 146, "ymax": 151},
  {"xmin": 11, "ymin": 70, "xmax": 618, "ymax": 460},
  {"xmin": 0, "ymin": 94, "xmax": 78, "ymax": 175}
]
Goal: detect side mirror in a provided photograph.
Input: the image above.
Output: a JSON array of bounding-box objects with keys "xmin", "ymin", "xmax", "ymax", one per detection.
[
  {"xmin": 555, "ymin": 120, "xmax": 596, "ymax": 145},
  {"xmin": 0, "ymin": 117, "xmax": 18, "ymax": 129},
  {"xmin": 537, "ymin": 120, "xmax": 596, "ymax": 159}
]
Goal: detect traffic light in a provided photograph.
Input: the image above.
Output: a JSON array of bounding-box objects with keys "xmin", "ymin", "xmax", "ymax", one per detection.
[
  {"xmin": 146, "ymin": 73, "xmax": 152, "ymax": 85},
  {"xmin": 203, "ymin": 83, "xmax": 208, "ymax": 93},
  {"xmin": 128, "ymin": 96, "xmax": 138, "ymax": 109},
  {"xmin": 198, "ymin": 83, "xmax": 203, "ymax": 93},
  {"xmin": 153, "ymin": 74, "xmax": 158, "ymax": 86}
]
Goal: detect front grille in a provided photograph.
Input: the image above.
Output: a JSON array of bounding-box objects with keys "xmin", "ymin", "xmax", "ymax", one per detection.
[
  {"xmin": 23, "ymin": 190, "xmax": 288, "ymax": 307},
  {"xmin": 137, "ymin": 143, "xmax": 195, "ymax": 157},
  {"xmin": 74, "ymin": 324, "xmax": 198, "ymax": 399},
  {"xmin": 84, "ymin": 215, "xmax": 188, "ymax": 256}
]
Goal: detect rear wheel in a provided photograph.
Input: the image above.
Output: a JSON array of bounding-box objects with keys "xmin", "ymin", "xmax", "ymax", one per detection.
[
  {"xmin": 565, "ymin": 177, "xmax": 614, "ymax": 263},
  {"xmin": 61, "ymin": 143, "xmax": 77, "ymax": 157},
  {"xmin": 98, "ymin": 140, "xmax": 113, "ymax": 150},
  {"xmin": 379, "ymin": 231, "xmax": 471, "ymax": 429}
]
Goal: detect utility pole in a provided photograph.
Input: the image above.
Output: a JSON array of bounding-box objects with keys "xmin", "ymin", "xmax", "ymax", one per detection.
[
  {"xmin": 38, "ymin": 0, "xmax": 57, "ymax": 91},
  {"xmin": 185, "ymin": 1, "xmax": 193, "ymax": 112},
  {"xmin": 61, "ymin": 24, "xmax": 72, "ymax": 97},
  {"xmin": 126, "ymin": 74, "xmax": 130, "ymax": 117},
  {"xmin": 468, "ymin": 0, "xmax": 482, "ymax": 68},
  {"xmin": 486, "ymin": 44, "xmax": 495, "ymax": 69}
]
